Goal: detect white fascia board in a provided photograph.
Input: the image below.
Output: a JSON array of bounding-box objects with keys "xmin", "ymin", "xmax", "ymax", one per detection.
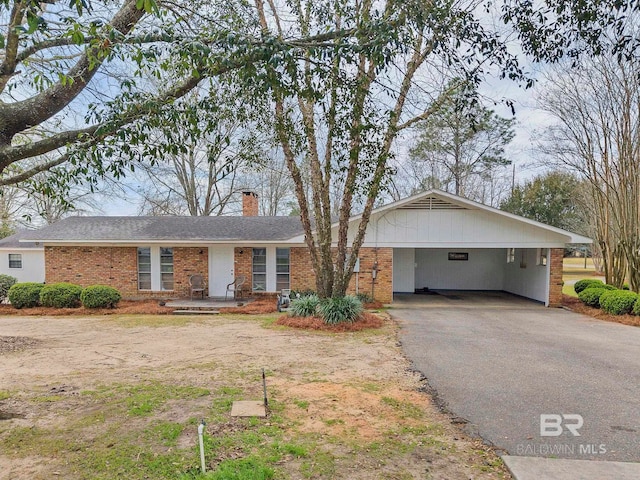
[{"xmin": 358, "ymin": 242, "xmax": 571, "ymax": 249}]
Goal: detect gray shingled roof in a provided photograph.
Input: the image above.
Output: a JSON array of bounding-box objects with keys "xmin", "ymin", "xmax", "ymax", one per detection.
[
  {"xmin": 20, "ymin": 216, "xmax": 306, "ymax": 243},
  {"xmin": 0, "ymin": 230, "xmax": 42, "ymax": 249}
]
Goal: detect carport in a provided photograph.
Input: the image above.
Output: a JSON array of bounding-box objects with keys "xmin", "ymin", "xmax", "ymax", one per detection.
[
  {"xmin": 393, "ymin": 247, "xmax": 552, "ymax": 304},
  {"xmin": 355, "ymin": 190, "xmax": 590, "ymax": 307}
]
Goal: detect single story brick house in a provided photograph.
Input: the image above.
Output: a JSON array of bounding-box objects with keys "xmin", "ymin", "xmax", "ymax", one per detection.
[
  {"xmin": 0, "ymin": 230, "xmax": 45, "ymax": 283},
  {"xmin": 21, "ymin": 190, "xmax": 590, "ymax": 306}
]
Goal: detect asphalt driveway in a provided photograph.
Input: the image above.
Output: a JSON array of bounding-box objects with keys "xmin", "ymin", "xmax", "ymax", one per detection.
[{"xmin": 394, "ymin": 292, "xmax": 640, "ymax": 462}]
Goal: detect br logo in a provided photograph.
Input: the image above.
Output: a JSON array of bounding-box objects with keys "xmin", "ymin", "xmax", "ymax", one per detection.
[{"xmin": 540, "ymin": 414, "xmax": 584, "ymax": 437}]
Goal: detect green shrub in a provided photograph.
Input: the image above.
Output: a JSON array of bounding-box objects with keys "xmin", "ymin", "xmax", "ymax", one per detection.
[
  {"xmin": 319, "ymin": 295, "xmax": 363, "ymax": 325},
  {"xmin": 622, "ymin": 283, "xmax": 630, "ymax": 290},
  {"xmin": 39, "ymin": 282, "xmax": 83, "ymax": 308},
  {"xmin": 290, "ymin": 294, "xmax": 320, "ymax": 317},
  {"xmin": 8, "ymin": 282, "xmax": 44, "ymax": 309},
  {"xmin": 633, "ymin": 298, "xmax": 640, "ymax": 315},
  {"xmin": 574, "ymin": 279, "xmax": 604, "ymax": 294},
  {"xmin": 577, "ymin": 287, "xmax": 608, "ymax": 308},
  {"xmin": 599, "ymin": 290, "xmax": 639, "ymax": 315},
  {"xmin": 81, "ymin": 285, "xmax": 122, "ymax": 308},
  {"xmin": 0, "ymin": 274, "xmax": 17, "ymax": 303}
]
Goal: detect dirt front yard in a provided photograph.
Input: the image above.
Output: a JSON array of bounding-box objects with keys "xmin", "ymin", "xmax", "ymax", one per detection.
[{"xmin": 0, "ymin": 313, "xmax": 510, "ymax": 479}]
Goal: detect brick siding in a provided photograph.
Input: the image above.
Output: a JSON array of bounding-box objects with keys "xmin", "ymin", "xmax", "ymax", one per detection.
[
  {"xmin": 242, "ymin": 192, "xmax": 259, "ymax": 216},
  {"xmin": 174, "ymin": 248, "xmax": 209, "ymax": 298},
  {"xmin": 45, "ymin": 246, "xmax": 139, "ymax": 296},
  {"xmin": 548, "ymin": 248, "xmax": 564, "ymax": 307},
  {"xmin": 289, "ymin": 246, "xmax": 393, "ymax": 303},
  {"xmin": 45, "ymin": 246, "xmax": 208, "ymax": 299}
]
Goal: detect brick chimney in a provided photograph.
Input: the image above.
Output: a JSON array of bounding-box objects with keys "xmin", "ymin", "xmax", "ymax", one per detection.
[{"xmin": 242, "ymin": 191, "xmax": 259, "ymax": 216}]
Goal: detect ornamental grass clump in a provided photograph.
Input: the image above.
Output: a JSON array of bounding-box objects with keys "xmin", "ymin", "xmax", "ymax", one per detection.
[
  {"xmin": 290, "ymin": 294, "xmax": 320, "ymax": 317},
  {"xmin": 574, "ymin": 279, "xmax": 604, "ymax": 294},
  {"xmin": 40, "ymin": 282, "xmax": 83, "ymax": 308},
  {"xmin": 599, "ymin": 290, "xmax": 638, "ymax": 315},
  {"xmin": 319, "ymin": 295, "xmax": 363, "ymax": 325}
]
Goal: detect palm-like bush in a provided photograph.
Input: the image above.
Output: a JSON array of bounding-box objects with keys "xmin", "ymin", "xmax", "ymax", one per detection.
[
  {"xmin": 319, "ymin": 296, "xmax": 363, "ymax": 324},
  {"xmin": 290, "ymin": 294, "xmax": 320, "ymax": 317}
]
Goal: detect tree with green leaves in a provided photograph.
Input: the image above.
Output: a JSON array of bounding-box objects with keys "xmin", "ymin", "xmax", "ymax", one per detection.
[
  {"xmin": 248, "ymin": 0, "xmax": 532, "ymax": 298},
  {"xmin": 500, "ymin": 171, "xmax": 588, "ymax": 234},
  {"xmin": 407, "ymin": 81, "xmax": 515, "ymax": 199},
  {"xmin": 2, "ymin": 0, "xmax": 638, "ymax": 300},
  {"xmin": 0, "ymin": 0, "xmax": 362, "ymax": 195},
  {"xmin": 538, "ymin": 52, "xmax": 640, "ymax": 290}
]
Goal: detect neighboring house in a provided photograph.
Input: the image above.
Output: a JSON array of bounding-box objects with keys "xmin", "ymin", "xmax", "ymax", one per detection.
[
  {"xmin": 0, "ymin": 230, "xmax": 45, "ymax": 283},
  {"xmin": 21, "ymin": 190, "xmax": 591, "ymax": 306}
]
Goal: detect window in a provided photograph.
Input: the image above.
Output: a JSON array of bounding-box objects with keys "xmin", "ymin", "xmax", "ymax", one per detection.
[
  {"xmin": 537, "ymin": 248, "xmax": 548, "ymax": 266},
  {"xmin": 137, "ymin": 248, "xmax": 151, "ymax": 290},
  {"xmin": 8, "ymin": 254, "xmax": 22, "ymax": 269},
  {"xmin": 507, "ymin": 248, "xmax": 515, "ymax": 263},
  {"xmin": 276, "ymin": 248, "xmax": 290, "ymax": 291},
  {"xmin": 252, "ymin": 248, "xmax": 267, "ymax": 291},
  {"xmin": 160, "ymin": 247, "xmax": 174, "ymax": 290}
]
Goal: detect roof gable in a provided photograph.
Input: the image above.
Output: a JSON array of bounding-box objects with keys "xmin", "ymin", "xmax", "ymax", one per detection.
[{"xmin": 344, "ymin": 190, "xmax": 592, "ymax": 245}]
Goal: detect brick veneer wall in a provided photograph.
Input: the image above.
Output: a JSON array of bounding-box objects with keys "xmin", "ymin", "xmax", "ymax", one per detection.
[
  {"xmin": 234, "ymin": 247, "xmax": 253, "ymax": 295},
  {"xmin": 548, "ymin": 248, "xmax": 564, "ymax": 307},
  {"xmin": 46, "ymin": 244, "xmax": 394, "ymax": 302},
  {"xmin": 241, "ymin": 246, "xmax": 393, "ymax": 303},
  {"xmin": 45, "ymin": 246, "xmax": 208, "ymax": 299},
  {"xmin": 174, "ymin": 247, "xmax": 209, "ymax": 297}
]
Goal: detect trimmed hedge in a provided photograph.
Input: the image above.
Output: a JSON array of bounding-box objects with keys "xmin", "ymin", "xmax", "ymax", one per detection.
[
  {"xmin": 599, "ymin": 290, "xmax": 639, "ymax": 315},
  {"xmin": 578, "ymin": 287, "xmax": 608, "ymax": 308},
  {"xmin": 319, "ymin": 296, "xmax": 363, "ymax": 325},
  {"xmin": 633, "ymin": 298, "xmax": 640, "ymax": 316},
  {"xmin": 81, "ymin": 285, "xmax": 122, "ymax": 309},
  {"xmin": 8, "ymin": 283, "xmax": 44, "ymax": 309},
  {"xmin": 0, "ymin": 274, "xmax": 17, "ymax": 303},
  {"xmin": 39, "ymin": 282, "xmax": 83, "ymax": 308},
  {"xmin": 574, "ymin": 279, "xmax": 604, "ymax": 294},
  {"xmin": 290, "ymin": 294, "xmax": 320, "ymax": 317}
]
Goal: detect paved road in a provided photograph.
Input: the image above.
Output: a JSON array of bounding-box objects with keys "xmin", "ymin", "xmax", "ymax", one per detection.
[{"xmin": 394, "ymin": 292, "xmax": 640, "ymax": 462}]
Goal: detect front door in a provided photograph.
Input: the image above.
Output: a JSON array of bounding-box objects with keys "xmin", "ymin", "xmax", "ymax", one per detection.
[{"xmin": 208, "ymin": 246, "xmax": 235, "ymax": 297}]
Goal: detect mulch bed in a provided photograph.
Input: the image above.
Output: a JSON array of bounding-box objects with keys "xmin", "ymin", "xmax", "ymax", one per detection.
[
  {"xmin": 219, "ymin": 298, "xmax": 278, "ymax": 314},
  {"xmin": 275, "ymin": 312, "xmax": 385, "ymax": 332},
  {"xmin": 0, "ymin": 298, "xmax": 280, "ymax": 316},
  {"xmin": 562, "ymin": 295, "xmax": 640, "ymax": 327},
  {"xmin": 0, "ymin": 297, "xmax": 380, "ymax": 320},
  {"xmin": 0, "ymin": 300, "xmax": 171, "ymax": 316}
]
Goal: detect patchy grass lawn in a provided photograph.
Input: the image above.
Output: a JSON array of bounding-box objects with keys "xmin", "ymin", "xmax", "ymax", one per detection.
[
  {"xmin": 563, "ymin": 257, "xmax": 604, "ymax": 297},
  {"xmin": 0, "ymin": 314, "xmax": 509, "ymax": 480}
]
